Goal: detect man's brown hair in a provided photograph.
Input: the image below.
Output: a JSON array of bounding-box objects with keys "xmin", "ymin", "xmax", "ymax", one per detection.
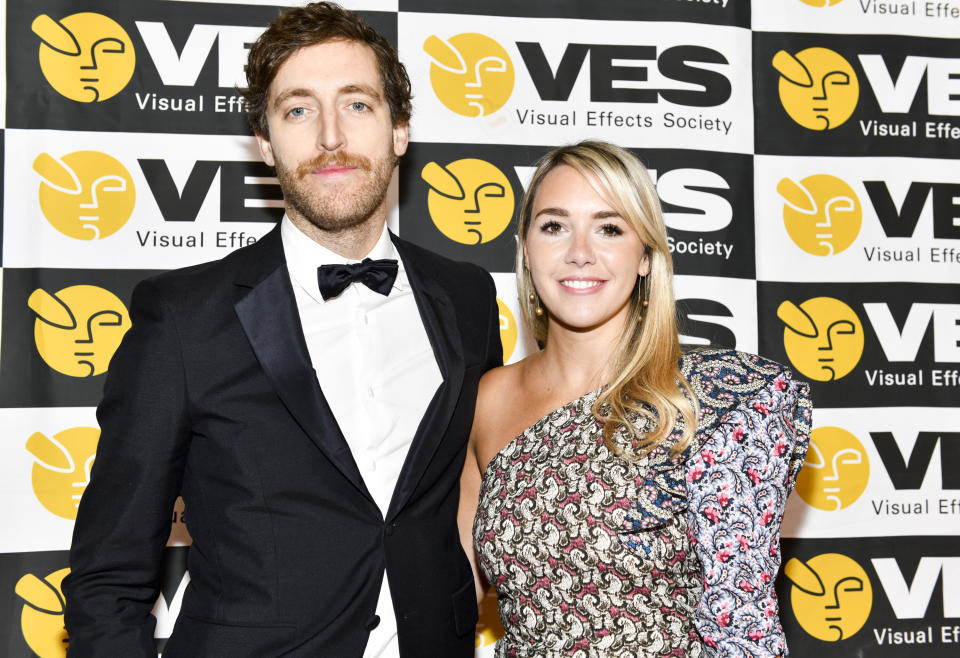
[{"xmin": 241, "ymin": 2, "xmax": 412, "ymax": 139}]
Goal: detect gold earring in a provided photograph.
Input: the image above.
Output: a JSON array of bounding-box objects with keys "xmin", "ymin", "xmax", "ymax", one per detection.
[
  {"xmin": 529, "ymin": 292, "xmax": 544, "ymax": 317},
  {"xmin": 638, "ymin": 276, "xmax": 649, "ymax": 322}
]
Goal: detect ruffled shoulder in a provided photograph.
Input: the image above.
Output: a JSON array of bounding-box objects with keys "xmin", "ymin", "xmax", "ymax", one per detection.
[
  {"xmin": 622, "ymin": 349, "xmax": 812, "ymax": 536},
  {"xmin": 681, "ymin": 348, "xmax": 811, "ymax": 483}
]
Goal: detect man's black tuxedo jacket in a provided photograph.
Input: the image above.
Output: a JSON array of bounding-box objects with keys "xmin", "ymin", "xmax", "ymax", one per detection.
[{"xmin": 63, "ymin": 225, "xmax": 502, "ymax": 657}]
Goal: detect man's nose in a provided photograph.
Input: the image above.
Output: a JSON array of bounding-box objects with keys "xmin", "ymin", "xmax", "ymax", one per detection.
[{"xmin": 317, "ymin": 108, "xmax": 345, "ymax": 152}]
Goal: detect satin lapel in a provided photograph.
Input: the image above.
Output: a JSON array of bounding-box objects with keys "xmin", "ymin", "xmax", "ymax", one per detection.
[
  {"xmin": 387, "ymin": 237, "xmax": 465, "ymax": 521},
  {"xmin": 233, "ymin": 227, "xmax": 373, "ymax": 503}
]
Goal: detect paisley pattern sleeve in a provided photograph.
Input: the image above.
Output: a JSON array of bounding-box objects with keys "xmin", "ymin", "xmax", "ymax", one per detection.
[{"xmin": 685, "ymin": 369, "xmax": 812, "ymax": 657}]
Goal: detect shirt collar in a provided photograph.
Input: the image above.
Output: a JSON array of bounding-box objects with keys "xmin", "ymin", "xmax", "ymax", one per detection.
[{"xmin": 280, "ymin": 214, "xmax": 408, "ymax": 304}]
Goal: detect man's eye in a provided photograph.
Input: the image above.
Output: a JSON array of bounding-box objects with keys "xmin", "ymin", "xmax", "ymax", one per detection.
[
  {"xmin": 349, "ymin": 101, "xmax": 369, "ymax": 112},
  {"xmin": 539, "ymin": 221, "xmax": 562, "ymax": 234},
  {"xmin": 287, "ymin": 107, "xmax": 306, "ymax": 118},
  {"xmin": 600, "ymin": 223, "xmax": 623, "ymax": 236}
]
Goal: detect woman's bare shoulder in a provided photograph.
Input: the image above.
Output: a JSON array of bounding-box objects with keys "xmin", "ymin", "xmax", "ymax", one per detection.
[
  {"xmin": 473, "ymin": 357, "xmax": 539, "ymax": 470},
  {"xmin": 476, "ymin": 359, "xmax": 528, "ymax": 420}
]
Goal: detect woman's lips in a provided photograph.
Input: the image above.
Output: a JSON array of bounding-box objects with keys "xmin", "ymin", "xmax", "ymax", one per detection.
[{"xmin": 558, "ymin": 278, "xmax": 606, "ymax": 293}]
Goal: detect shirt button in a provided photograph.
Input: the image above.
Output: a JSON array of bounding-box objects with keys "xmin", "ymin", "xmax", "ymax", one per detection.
[
  {"xmin": 365, "ymin": 615, "xmax": 380, "ymax": 630},
  {"xmin": 369, "ymin": 460, "xmax": 377, "ymax": 472},
  {"xmin": 367, "ymin": 387, "xmax": 374, "ymax": 399}
]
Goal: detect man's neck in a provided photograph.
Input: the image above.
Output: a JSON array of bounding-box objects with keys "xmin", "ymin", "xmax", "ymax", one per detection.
[{"xmin": 287, "ymin": 209, "xmax": 387, "ymax": 260}]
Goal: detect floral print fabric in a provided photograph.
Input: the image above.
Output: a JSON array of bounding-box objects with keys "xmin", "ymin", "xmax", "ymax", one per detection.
[
  {"xmin": 474, "ymin": 349, "xmax": 811, "ymax": 658},
  {"xmin": 681, "ymin": 350, "xmax": 811, "ymax": 657}
]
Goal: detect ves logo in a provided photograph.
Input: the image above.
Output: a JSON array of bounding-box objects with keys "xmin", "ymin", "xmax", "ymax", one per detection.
[
  {"xmin": 26, "ymin": 427, "xmax": 100, "ymax": 520},
  {"xmin": 32, "ymin": 13, "xmax": 135, "ymax": 103},
  {"xmin": 497, "ymin": 298, "xmax": 518, "ymax": 362},
  {"xmin": 795, "ymin": 426, "xmax": 870, "ymax": 511},
  {"xmin": 785, "ymin": 553, "xmax": 873, "ymax": 642},
  {"xmin": 778, "ymin": 175, "xmax": 862, "ymax": 256},
  {"xmin": 773, "ymin": 48, "xmax": 859, "ymax": 130},
  {"xmin": 15, "ymin": 568, "xmax": 70, "ymax": 658},
  {"xmin": 34, "ymin": 151, "xmax": 136, "ymax": 240},
  {"xmin": 798, "ymin": 0, "xmax": 845, "ymax": 5},
  {"xmin": 424, "ymin": 33, "xmax": 515, "ymax": 117},
  {"xmin": 28, "ymin": 285, "xmax": 131, "ymax": 377},
  {"xmin": 421, "ymin": 158, "xmax": 515, "ymax": 244},
  {"xmin": 777, "ymin": 297, "xmax": 864, "ymax": 382}
]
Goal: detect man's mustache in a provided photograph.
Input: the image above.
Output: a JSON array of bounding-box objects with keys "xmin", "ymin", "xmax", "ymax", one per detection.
[{"xmin": 296, "ymin": 152, "xmax": 372, "ymax": 177}]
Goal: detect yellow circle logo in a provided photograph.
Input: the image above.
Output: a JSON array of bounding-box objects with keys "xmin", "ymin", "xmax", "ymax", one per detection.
[
  {"xmin": 15, "ymin": 568, "xmax": 70, "ymax": 657},
  {"xmin": 35, "ymin": 151, "xmax": 136, "ymax": 240},
  {"xmin": 778, "ymin": 175, "xmax": 862, "ymax": 256},
  {"xmin": 785, "ymin": 553, "xmax": 872, "ymax": 641},
  {"xmin": 497, "ymin": 298, "xmax": 518, "ymax": 363},
  {"xmin": 424, "ymin": 33, "xmax": 514, "ymax": 117},
  {"xmin": 422, "ymin": 159, "xmax": 515, "ymax": 245},
  {"xmin": 33, "ymin": 13, "xmax": 135, "ymax": 103},
  {"xmin": 798, "ymin": 0, "xmax": 845, "ymax": 5},
  {"xmin": 475, "ymin": 589, "xmax": 504, "ymax": 648},
  {"xmin": 795, "ymin": 427, "xmax": 869, "ymax": 511},
  {"xmin": 28, "ymin": 285, "xmax": 131, "ymax": 378},
  {"xmin": 777, "ymin": 297, "xmax": 864, "ymax": 382},
  {"xmin": 773, "ymin": 47, "xmax": 859, "ymax": 130},
  {"xmin": 27, "ymin": 427, "xmax": 100, "ymax": 520}
]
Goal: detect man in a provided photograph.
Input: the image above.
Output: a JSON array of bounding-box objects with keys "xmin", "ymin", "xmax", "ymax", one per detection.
[{"xmin": 63, "ymin": 3, "xmax": 501, "ymax": 656}]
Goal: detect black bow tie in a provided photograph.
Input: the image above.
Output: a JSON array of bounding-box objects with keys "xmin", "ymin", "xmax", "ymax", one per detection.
[{"xmin": 316, "ymin": 258, "xmax": 399, "ymax": 301}]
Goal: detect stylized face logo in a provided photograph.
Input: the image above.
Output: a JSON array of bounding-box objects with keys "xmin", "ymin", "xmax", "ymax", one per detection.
[
  {"xmin": 422, "ymin": 158, "xmax": 515, "ymax": 244},
  {"xmin": 777, "ymin": 297, "xmax": 864, "ymax": 382},
  {"xmin": 16, "ymin": 568, "xmax": 70, "ymax": 657},
  {"xmin": 34, "ymin": 151, "xmax": 136, "ymax": 240},
  {"xmin": 798, "ymin": 0, "xmax": 845, "ymax": 5},
  {"xmin": 27, "ymin": 427, "xmax": 100, "ymax": 520},
  {"xmin": 795, "ymin": 426, "xmax": 869, "ymax": 511},
  {"xmin": 786, "ymin": 553, "xmax": 872, "ymax": 641},
  {"xmin": 774, "ymin": 47, "xmax": 859, "ymax": 130},
  {"xmin": 28, "ymin": 285, "xmax": 131, "ymax": 377},
  {"xmin": 32, "ymin": 13, "xmax": 135, "ymax": 103},
  {"xmin": 778, "ymin": 175, "xmax": 862, "ymax": 256},
  {"xmin": 497, "ymin": 298, "xmax": 518, "ymax": 363},
  {"xmin": 425, "ymin": 33, "xmax": 515, "ymax": 117}
]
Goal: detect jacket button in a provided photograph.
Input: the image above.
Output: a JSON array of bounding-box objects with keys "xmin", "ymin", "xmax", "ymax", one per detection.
[
  {"xmin": 366, "ymin": 615, "xmax": 380, "ymax": 630},
  {"xmin": 385, "ymin": 523, "xmax": 396, "ymax": 536}
]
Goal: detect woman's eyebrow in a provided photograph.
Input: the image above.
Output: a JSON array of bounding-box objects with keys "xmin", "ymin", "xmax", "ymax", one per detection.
[{"xmin": 534, "ymin": 207, "xmax": 568, "ymax": 219}]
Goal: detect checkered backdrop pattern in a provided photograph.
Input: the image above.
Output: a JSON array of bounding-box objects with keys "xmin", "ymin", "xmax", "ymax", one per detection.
[{"xmin": 1, "ymin": 1, "xmax": 958, "ymax": 656}]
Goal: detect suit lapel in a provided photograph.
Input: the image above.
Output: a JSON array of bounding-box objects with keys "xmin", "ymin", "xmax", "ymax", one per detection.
[
  {"xmin": 387, "ymin": 236, "xmax": 465, "ymax": 521},
  {"xmin": 233, "ymin": 226, "xmax": 374, "ymax": 505}
]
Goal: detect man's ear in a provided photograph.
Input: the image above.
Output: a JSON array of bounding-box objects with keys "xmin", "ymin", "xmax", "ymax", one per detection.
[
  {"xmin": 256, "ymin": 133, "xmax": 275, "ymax": 167},
  {"xmin": 393, "ymin": 121, "xmax": 409, "ymax": 158}
]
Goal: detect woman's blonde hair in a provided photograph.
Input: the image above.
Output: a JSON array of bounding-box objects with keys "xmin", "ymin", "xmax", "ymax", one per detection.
[{"xmin": 515, "ymin": 140, "xmax": 697, "ymax": 456}]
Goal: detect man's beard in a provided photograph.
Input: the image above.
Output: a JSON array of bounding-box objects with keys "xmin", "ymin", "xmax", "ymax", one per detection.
[{"xmin": 275, "ymin": 149, "xmax": 395, "ymax": 232}]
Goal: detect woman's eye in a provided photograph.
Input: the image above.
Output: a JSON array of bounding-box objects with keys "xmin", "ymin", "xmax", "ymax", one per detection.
[
  {"xmin": 600, "ymin": 223, "xmax": 623, "ymax": 236},
  {"xmin": 539, "ymin": 221, "xmax": 562, "ymax": 234}
]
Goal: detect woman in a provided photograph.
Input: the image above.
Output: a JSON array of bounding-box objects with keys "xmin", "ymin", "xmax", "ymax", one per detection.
[{"xmin": 458, "ymin": 141, "xmax": 811, "ymax": 657}]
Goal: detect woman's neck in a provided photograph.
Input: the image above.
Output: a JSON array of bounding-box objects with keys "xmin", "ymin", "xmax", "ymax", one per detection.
[{"xmin": 532, "ymin": 315, "xmax": 624, "ymax": 398}]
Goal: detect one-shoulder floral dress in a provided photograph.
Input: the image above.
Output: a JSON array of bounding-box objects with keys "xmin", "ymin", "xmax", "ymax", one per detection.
[{"xmin": 474, "ymin": 349, "xmax": 812, "ymax": 658}]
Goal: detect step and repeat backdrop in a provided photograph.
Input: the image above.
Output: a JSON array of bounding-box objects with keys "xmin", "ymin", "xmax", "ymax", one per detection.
[{"xmin": 1, "ymin": 0, "xmax": 958, "ymax": 656}]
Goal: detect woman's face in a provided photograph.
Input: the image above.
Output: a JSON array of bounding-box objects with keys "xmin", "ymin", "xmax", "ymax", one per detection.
[{"xmin": 524, "ymin": 164, "xmax": 650, "ymax": 335}]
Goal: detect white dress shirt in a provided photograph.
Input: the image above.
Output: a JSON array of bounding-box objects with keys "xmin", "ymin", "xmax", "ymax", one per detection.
[{"xmin": 281, "ymin": 215, "xmax": 442, "ymax": 658}]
